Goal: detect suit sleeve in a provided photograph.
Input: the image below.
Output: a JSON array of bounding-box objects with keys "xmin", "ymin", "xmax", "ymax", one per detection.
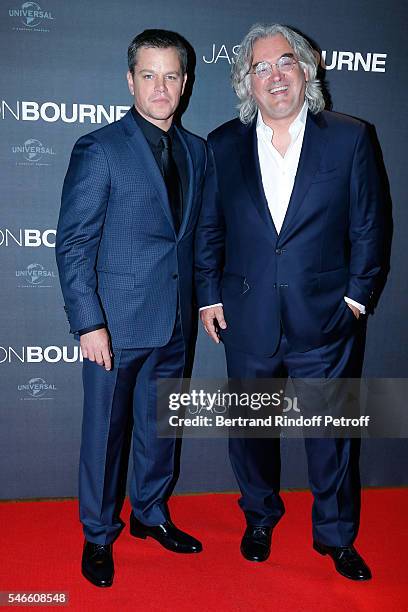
[
  {"xmin": 194, "ymin": 142, "xmax": 226, "ymax": 308},
  {"xmin": 55, "ymin": 134, "xmax": 110, "ymax": 333},
  {"xmin": 346, "ymin": 123, "xmax": 384, "ymax": 306}
]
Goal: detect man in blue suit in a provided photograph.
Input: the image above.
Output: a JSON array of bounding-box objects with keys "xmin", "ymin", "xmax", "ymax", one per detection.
[
  {"xmin": 56, "ymin": 29, "xmax": 206, "ymax": 587},
  {"xmin": 196, "ymin": 24, "xmax": 383, "ymax": 580}
]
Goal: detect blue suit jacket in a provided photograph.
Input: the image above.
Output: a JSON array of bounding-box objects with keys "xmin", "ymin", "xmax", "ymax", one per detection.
[
  {"xmin": 195, "ymin": 110, "xmax": 384, "ymax": 355},
  {"xmin": 56, "ymin": 109, "xmax": 206, "ymax": 349}
]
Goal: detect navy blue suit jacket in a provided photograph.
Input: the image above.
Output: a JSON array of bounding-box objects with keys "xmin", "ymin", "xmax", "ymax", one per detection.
[
  {"xmin": 195, "ymin": 110, "xmax": 383, "ymax": 355},
  {"xmin": 56, "ymin": 109, "xmax": 206, "ymax": 349}
]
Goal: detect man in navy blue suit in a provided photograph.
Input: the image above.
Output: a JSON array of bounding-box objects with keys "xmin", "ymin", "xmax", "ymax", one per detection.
[
  {"xmin": 196, "ymin": 24, "xmax": 383, "ymax": 580},
  {"xmin": 56, "ymin": 29, "xmax": 206, "ymax": 587}
]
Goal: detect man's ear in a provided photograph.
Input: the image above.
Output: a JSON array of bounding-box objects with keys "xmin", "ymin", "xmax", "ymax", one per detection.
[
  {"xmin": 303, "ymin": 67, "xmax": 309, "ymax": 83},
  {"xmin": 126, "ymin": 71, "xmax": 134, "ymax": 95}
]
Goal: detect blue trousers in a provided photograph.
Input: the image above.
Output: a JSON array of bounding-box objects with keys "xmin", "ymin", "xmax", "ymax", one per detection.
[
  {"xmin": 79, "ymin": 317, "xmax": 185, "ymax": 544},
  {"xmin": 226, "ymin": 331, "xmax": 362, "ymax": 547}
]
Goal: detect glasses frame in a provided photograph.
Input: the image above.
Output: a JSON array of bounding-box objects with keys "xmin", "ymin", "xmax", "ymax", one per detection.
[{"xmin": 249, "ymin": 57, "xmax": 298, "ymax": 80}]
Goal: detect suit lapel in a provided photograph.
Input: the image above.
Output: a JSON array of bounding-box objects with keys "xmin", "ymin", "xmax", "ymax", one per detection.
[
  {"xmin": 238, "ymin": 122, "xmax": 278, "ymax": 239},
  {"xmin": 279, "ymin": 111, "xmax": 327, "ymax": 238},
  {"xmin": 121, "ymin": 110, "xmax": 175, "ymax": 232}
]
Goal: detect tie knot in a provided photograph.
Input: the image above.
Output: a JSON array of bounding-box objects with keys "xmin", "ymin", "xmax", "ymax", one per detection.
[{"xmin": 160, "ymin": 134, "xmax": 171, "ymax": 151}]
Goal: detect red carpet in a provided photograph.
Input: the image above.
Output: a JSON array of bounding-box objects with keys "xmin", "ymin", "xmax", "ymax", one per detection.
[{"xmin": 0, "ymin": 490, "xmax": 406, "ymax": 611}]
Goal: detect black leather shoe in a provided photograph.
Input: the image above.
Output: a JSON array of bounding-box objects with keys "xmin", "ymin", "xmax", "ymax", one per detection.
[
  {"xmin": 240, "ymin": 525, "xmax": 272, "ymax": 562},
  {"xmin": 129, "ymin": 512, "xmax": 202, "ymax": 553},
  {"xmin": 313, "ymin": 541, "xmax": 372, "ymax": 580},
  {"xmin": 81, "ymin": 541, "xmax": 114, "ymax": 587}
]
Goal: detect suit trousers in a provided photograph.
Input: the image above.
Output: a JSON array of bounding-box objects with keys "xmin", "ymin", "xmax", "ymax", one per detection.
[
  {"xmin": 79, "ymin": 316, "xmax": 185, "ymax": 545},
  {"xmin": 225, "ymin": 328, "xmax": 362, "ymax": 547}
]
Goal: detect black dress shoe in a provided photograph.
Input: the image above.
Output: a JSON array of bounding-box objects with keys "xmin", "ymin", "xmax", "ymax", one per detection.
[
  {"xmin": 241, "ymin": 525, "xmax": 272, "ymax": 562},
  {"xmin": 313, "ymin": 541, "xmax": 372, "ymax": 580},
  {"xmin": 81, "ymin": 541, "xmax": 114, "ymax": 587},
  {"xmin": 129, "ymin": 512, "xmax": 202, "ymax": 553}
]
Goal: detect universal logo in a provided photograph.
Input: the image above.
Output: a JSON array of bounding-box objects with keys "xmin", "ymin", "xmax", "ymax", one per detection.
[
  {"xmin": 16, "ymin": 263, "xmax": 57, "ymax": 288},
  {"xmin": 12, "ymin": 138, "xmax": 55, "ymax": 166},
  {"xmin": 18, "ymin": 377, "xmax": 57, "ymax": 400},
  {"xmin": 202, "ymin": 44, "xmax": 387, "ymax": 72},
  {"xmin": 9, "ymin": 2, "xmax": 54, "ymax": 32}
]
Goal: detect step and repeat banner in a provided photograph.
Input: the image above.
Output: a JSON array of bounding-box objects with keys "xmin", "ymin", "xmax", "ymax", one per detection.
[{"xmin": 1, "ymin": 0, "xmax": 407, "ymax": 499}]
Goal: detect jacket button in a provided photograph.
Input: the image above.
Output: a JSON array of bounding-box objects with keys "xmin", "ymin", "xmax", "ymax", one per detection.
[
  {"xmin": 275, "ymin": 248, "xmax": 281, "ymax": 255},
  {"xmin": 273, "ymin": 283, "xmax": 277, "ymax": 288},
  {"xmin": 172, "ymin": 273, "xmax": 178, "ymax": 279}
]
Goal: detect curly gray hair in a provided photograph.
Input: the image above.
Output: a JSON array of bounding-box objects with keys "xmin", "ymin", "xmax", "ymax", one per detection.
[{"xmin": 232, "ymin": 24, "xmax": 325, "ymax": 124}]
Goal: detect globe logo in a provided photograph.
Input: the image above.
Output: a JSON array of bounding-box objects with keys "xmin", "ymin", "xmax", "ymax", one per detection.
[
  {"xmin": 27, "ymin": 377, "xmax": 47, "ymax": 398},
  {"xmin": 23, "ymin": 139, "xmax": 43, "ymax": 162},
  {"xmin": 21, "ymin": 2, "xmax": 42, "ymax": 27},
  {"xmin": 26, "ymin": 263, "xmax": 45, "ymax": 285}
]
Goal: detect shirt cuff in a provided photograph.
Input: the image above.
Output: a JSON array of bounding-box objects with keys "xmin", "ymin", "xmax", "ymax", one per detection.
[
  {"xmin": 344, "ymin": 296, "xmax": 365, "ymax": 314},
  {"xmin": 199, "ymin": 303, "xmax": 223, "ymax": 312},
  {"xmin": 78, "ymin": 324, "xmax": 106, "ymax": 336}
]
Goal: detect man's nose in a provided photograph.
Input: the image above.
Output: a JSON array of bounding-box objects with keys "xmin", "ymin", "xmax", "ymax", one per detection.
[
  {"xmin": 155, "ymin": 76, "xmax": 167, "ymax": 90},
  {"xmin": 269, "ymin": 65, "xmax": 282, "ymax": 81}
]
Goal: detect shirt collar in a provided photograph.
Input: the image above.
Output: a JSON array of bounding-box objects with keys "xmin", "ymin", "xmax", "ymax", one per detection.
[
  {"xmin": 256, "ymin": 101, "xmax": 308, "ymax": 141},
  {"xmin": 131, "ymin": 106, "xmax": 175, "ymax": 147}
]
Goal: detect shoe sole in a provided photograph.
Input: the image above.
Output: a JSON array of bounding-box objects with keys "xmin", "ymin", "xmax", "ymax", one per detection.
[
  {"xmin": 240, "ymin": 546, "xmax": 270, "ymax": 562},
  {"xmin": 81, "ymin": 567, "xmax": 113, "ymax": 588}
]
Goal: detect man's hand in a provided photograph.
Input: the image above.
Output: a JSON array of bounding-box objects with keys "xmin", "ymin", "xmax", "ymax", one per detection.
[
  {"xmin": 347, "ymin": 303, "xmax": 360, "ymax": 319},
  {"xmin": 200, "ymin": 306, "xmax": 227, "ymax": 344},
  {"xmin": 80, "ymin": 328, "xmax": 113, "ymax": 371}
]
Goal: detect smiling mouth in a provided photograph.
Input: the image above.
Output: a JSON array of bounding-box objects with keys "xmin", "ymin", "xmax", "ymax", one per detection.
[{"xmin": 268, "ymin": 85, "xmax": 288, "ymax": 95}]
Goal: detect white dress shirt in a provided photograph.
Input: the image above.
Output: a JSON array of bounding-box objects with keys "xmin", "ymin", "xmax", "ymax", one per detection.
[
  {"xmin": 257, "ymin": 101, "xmax": 307, "ymax": 234},
  {"xmin": 201, "ymin": 102, "xmax": 364, "ymax": 314}
]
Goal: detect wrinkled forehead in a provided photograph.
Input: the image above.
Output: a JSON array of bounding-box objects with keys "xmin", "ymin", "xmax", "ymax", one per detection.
[{"xmin": 252, "ymin": 35, "xmax": 295, "ymax": 64}]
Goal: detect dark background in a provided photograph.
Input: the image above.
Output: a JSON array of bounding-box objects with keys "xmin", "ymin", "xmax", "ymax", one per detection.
[{"xmin": 0, "ymin": 0, "xmax": 407, "ymax": 499}]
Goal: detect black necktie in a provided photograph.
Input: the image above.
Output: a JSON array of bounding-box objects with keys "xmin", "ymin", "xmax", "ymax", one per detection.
[{"xmin": 160, "ymin": 134, "xmax": 182, "ymax": 233}]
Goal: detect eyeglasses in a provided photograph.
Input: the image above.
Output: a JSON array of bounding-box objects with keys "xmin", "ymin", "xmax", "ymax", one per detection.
[{"xmin": 249, "ymin": 57, "xmax": 298, "ymax": 80}]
